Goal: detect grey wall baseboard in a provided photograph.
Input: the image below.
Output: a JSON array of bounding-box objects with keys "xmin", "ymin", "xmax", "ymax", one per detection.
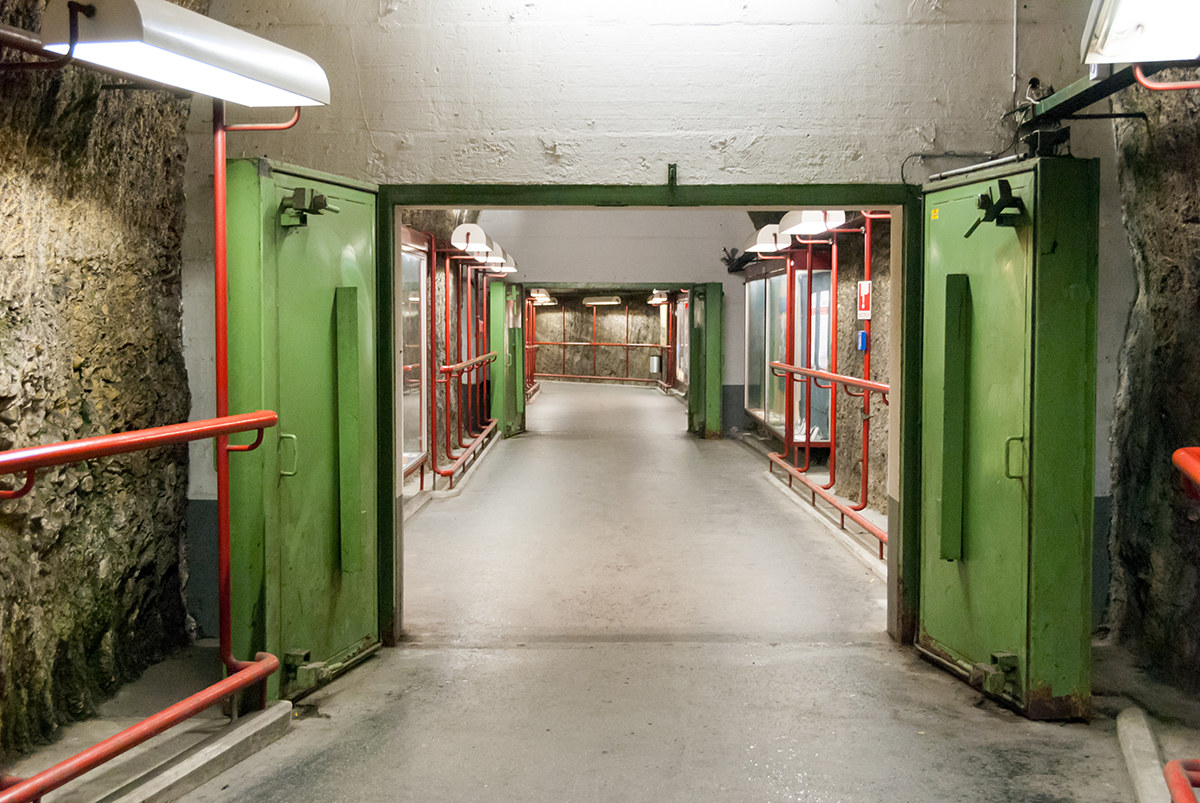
[
  {"xmin": 185, "ymin": 499, "xmax": 219, "ymax": 639},
  {"xmin": 722, "ymin": 385, "xmax": 748, "ymax": 434}
]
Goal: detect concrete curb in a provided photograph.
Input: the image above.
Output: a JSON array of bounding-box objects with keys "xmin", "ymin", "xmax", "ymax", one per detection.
[
  {"xmin": 112, "ymin": 701, "xmax": 292, "ymax": 803},
  {"xmin": 1118, "ymin": 707, "xmax": 1167, "ymax": 803},
  {"xmin": 762, "ymin": 469, "xmax": 888, "ymax": 583}
]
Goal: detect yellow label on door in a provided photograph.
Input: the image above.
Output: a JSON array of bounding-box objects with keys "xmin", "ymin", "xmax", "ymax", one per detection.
[{"xmin": 931, "ymin": 208, "xmax": 940, "ymax": 220}]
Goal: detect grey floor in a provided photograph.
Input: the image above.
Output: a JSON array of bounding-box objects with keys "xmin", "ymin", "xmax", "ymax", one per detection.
[{"xmin": 181, "ymin": 382, "xmax": 1132, "ymax": 802}]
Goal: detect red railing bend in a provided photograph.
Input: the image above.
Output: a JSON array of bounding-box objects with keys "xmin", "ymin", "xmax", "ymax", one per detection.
[
  {"xmin": 1173, "ymin": 448, "xmax": 1200, "ymax": 498},
  {"xmin": 0, "ymin": 411, "xmax": 279, "ymax": 803},
  {"xmin": 432, "ymin": 352, "xmax": 498, "ymax": 488},
  {"xmin": 0, "ymin": 654, "xmax": 279, "ymax": 803},
  {"xmin": 1164, "ymin": 758, "xmax": 1200, "ymax": 802}
]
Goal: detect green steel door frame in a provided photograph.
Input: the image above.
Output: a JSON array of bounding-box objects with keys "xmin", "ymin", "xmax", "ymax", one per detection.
[
  {"xmin": 489, "ymin": 281, "xmax": 526, "ymax": 437},
  {"xmin": 376, "ymin": 182, "xmax": 923, "ymax": 644}
]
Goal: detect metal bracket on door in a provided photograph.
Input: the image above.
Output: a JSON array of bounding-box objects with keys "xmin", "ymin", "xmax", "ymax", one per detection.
[
  {"xmin": 1004, "ymin": 436, "xmax": 1025, "ymax": 479},
  {"xmin": 279, "ymin": 433, "xmax": 298, "ymax": 476}
]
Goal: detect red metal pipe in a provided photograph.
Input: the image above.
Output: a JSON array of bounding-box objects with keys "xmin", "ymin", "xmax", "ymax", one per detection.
[
  {"xmin": 213, "ymin": 100, "xmax": 295, "ymax": 681},
  {"xmin": 532, "ymin": 340, "xmax": 662, "ymax": 349},
  {"xmin": 768, "ymin": 452, "xmax": 887, "ymax": 557},
  {"xmin": 1135, "ymin": 64, "xmax": 1200, "ymax": 91},
  {"xmin": 535, "ymin": 374, "xmax": 659, "ymax": 384},
  {"xmin": 769, "ymin": 363, "xmax": 890, "ymax": 398},
  {"xmin": 850, "ymin": 216, "xmax": 874, "ymax": 512},
  {"xmin": 625, "ymin": 306, "xmax": 631, "ymax": 378},
  {"xmin": 561, "ymin": 306, "xmax": 566, "ymax": 376},
  {"xmin": 1164, "ymin": 759, "xmax": 1200, "ymax": 802},
  {"xmin": 0, "ymin": 654, "xmax": 279, "ymax": 803},
  {"xmin": 783, "ymin": 248, "xmax": 797, "ymax": 463},
  {"xmin": 821, "ymin": 235, "xmax": 839, "ymax": 491},
  {"xmin": 861, "ymin": 210, "xmax": 892, "ymax": 220},
  {"xmin": 592, "ymin": 306, "xmax": 598, "ymax": 376},
  {"xmin": 801, "ymin": 245, "xmax": 813, "ymax": 471},
  {"xmin": 1173, "ymin": 447, "xmax": 1200, "ymax": 498},
  {"xmin": 0, "ymin": 412, "xmax": 277, "ymax": 477}
]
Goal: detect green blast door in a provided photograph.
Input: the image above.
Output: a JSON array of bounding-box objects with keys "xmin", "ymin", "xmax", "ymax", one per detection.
[{"xmin": 917, "ymin": 158, "xmax": 1098, "ymax": 720}]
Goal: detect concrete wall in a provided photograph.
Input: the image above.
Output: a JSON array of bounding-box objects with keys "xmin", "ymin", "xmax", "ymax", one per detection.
[{"xmin": 0, "ymin": 1, "xmax": 199, "ymax": 757}]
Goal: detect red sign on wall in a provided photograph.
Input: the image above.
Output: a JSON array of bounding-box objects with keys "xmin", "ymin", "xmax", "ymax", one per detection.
[{"xmin": 857, "ymin": 281, "xmax": 872, "ymax": 320}]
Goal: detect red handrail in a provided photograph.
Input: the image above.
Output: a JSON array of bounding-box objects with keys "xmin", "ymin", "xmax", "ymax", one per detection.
[
  {"xmin": 439, "ymin": 352, "xmax": 497, "ymax": 374},
  {"xmin": 770, "ymin": 362, "xmax": 890, "ymax": 400},
  {"xmin": 0, "ymin": 654, "xmax": 278, "ymax": 803},
  {"xmin": 1165, "ymin": 759, "xmax": 1200, "ymax": 802},
  {"xmin": 1135, "ymin": 64, "xmax": 1200, "ymax": 92},
  {"xmin": 0, "ymin": 412, "xmax": 278, "ymax": 499}
]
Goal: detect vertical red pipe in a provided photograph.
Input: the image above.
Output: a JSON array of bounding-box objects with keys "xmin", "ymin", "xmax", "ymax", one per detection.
[
  {"xmin": 851, "ymin": 218, "xmax": 873, "ymax": 511},
  {"xmin": 625, "ymin": 305, "xmax": 630, "ymax": 378},
  {"xmin": 444, "ymin": 255, "xmax": 454, "ymax": 460},
  {"xmin": 211, "ymin": 100, "xmax": 252, "ymax": 678},
  {"xmin": 428, "ymin": 245, "xmax": 440, "ymax": 480},
  {"xmin": 561, "ymin": 306, "xmax": 566, "ymax": 376},
  {"xmin": 821, "ymin": 235, "xmax": 839, "ymax": 491},
  {"xmin": 783, "ymin": 248, "xmax": 797, "ymax": 464},
  {"xmin": 799, "ymin": 245, "xmax": 814, "ymax": 472},
  {"xmin": 592, "ymin": 306, "xmax": 598, "ymax": 377}
]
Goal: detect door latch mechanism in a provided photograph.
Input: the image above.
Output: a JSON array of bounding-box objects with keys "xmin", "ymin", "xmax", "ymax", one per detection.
[{"xmin": 964, "ymin": 179, "xmax": 1027, "ymax": 238}]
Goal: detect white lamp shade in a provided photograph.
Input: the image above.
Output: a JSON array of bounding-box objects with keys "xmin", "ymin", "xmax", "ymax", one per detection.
[
  {"xmin": 42, "ymin": 0, "xmax": 329, "ymax": 107},
  {"xmin": 483, "ymin": 245, "xmax": 507, "ymax": 264},
  {"xmin": 1081, "ymin": 0, "xmax": 1200, "ymax": 63},
  {"xmin": 583, "ymin": 296, "xmax": 621, "ymax": 306},
  {"xmin": 743, "ymin": 224, "xmax": 788, "ymax": 253},
  {"xmin": 779, "ymin": 210, "xmax": 848, "ymax": 237},
  {"xmin": 450, "ymin": 224, "xmax": 490, "ymax": 253}
]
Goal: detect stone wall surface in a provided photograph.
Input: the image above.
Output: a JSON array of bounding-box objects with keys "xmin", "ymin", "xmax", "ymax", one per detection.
[
  {"xmin": 535, "ymin": 299, "xmax": 659, "ymax": 383},
  {"xmin": 0, "ymin": 0, "xmax": 202, "ymax": 759},
  {"xmin": 1107, "ymin": 77, "xmax": 1200, "ymax": 687},
  {"xmin": 833, "ymin": 222, "xmax": 891, "ymax": 513}
]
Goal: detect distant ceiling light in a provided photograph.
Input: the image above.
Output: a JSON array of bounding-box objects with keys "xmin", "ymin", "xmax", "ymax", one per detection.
[
  {"xmin": 779, "ymin": 210, "xmax": 848, "ymax": 237},
  {"xmin": 1081, "ymin": 0, "xmax": 1200, "ymax": 63},
  {"xmin": 408, "ymin": 293, "xmax": 421, "ymax": 303},
  {"xmin": 530, "ymin": 288, "xmax": 549, "ymax": 298},
  {"xmin": 583, "ymin": 296, "xmax": 621, "ymax": 306},
  {"xmin": 648, "ymin": 291, "xmax": 669, "ymax": 306},
  {"xmin": 450, "ymin": 223, "xmax": 491, "ymax": 253},
  {"xmin": 743, "ymin": 224, "xmax": 789, "ymax": 253},
  {"xmin": 533, "ymin": 297, "xmax": 558, "ymax": 306},
  {"xmin": 482, "ymin": 245, "xmax": 508, "ymax": 264},
  {"xmin": 41, "ymin": 0, "xmax": 330, "ymax": 107}
]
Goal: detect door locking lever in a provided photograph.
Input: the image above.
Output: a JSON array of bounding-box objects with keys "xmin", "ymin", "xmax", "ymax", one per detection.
[{"xmin": 964, "ymin": 179, "xmax": 1027, "ymax": 238}]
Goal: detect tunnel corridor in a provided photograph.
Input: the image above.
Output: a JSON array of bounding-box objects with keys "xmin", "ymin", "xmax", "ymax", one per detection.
[{"xmin": 178, "ymin": 383, "xmax": 1129, "ymax": 802}]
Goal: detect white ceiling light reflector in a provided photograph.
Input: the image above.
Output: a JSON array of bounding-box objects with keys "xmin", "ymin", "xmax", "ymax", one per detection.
[
  {"xmin": 743, "ymin": 224, "xmax": 789, "ymax": 253},
  {"xmin": 1081, "ymin": 0, "xmax": 1200, "ymax": 63},
  {"xmin": 583, "ymin": 296, "xmax": 621, "ymax": 306},
  {"xmin": 41, "ymin": 0, "xmax": 330, "ymax": 107},
  {"xmin": 779, "ymin": 210, "xmax": 848, "ymax": 237},
  {"xmin": 450, "ymin": 224, "xmax": 490, "ymax": 253}
]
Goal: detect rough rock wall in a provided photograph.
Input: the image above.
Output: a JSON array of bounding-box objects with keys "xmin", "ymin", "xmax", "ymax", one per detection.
[
  {"xmin": 533, "ymin": 297, "xmax": 659, "ymax": 383},
  {"xmin": 0, "ymin": 0, "xmax": 202, "ymax": 759},
  {"xmin": 1107, "ymin": 75, "xmax": 1200, "ymax": 687},
  {"xmin": 833, "ymin": 222, "xmax": 891, "ymax": 513}
]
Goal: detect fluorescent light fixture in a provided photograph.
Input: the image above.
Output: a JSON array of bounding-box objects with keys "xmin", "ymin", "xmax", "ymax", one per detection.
[
  {"xmin": 42, "ymin": 0, "xmax": 329, "ymax": 107},
  {"xmin": 533, "ymin": 297, "xmax": 558, "ymax": 306},
  {"xmin": 483, "ymin": 245, "xmax": 507, "ymax": 264},
  {"xmin": 583, "ymin": 296, "xmax": 621, "ymax": 306},
  {"xmin": 530, "ymin": 288, "xmax": 549, "ymax": 299},
  {"xmin": 1082, "ymin": 0, "xmax": 1200, "ymax": 63},
  {"xmin": 743, "ymin": 224, "xmax": 789, "ymax": 253},
  {"xmin": 648, "ymin": 291, "xmax": 669, "ymax": 305},
  {"xmin": 779, "ymin": 210, "xmax": 848, "ymax": 237},
  {"xmin": 450, "ymin": 224, "xmax": 490, "ymax": 253}
]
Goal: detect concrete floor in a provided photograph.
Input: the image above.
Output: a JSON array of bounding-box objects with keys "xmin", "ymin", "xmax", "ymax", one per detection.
[{"xmin": 180, "ymin": 382, "xmax": 1133, "ymax": 802}]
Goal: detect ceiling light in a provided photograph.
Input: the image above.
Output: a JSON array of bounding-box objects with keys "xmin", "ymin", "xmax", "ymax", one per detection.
[
  {"xmin": 743, "ymin": 224, "xmax": 789, "ymax": 253},
  {"xmin": 583, "ymin": 296, "xmax": 621, "ymax": 306},
  {"xmin": 41, "ymin": 0, "xmax": 329, "ymax": 107},
  {"xmin": 533, "ymin": 297, "xmax": 557, "ymax": 306},
  {"xmin": 648, "ymin": 291, "xmax": 669, "ymax": 305},
  {"xmin": 483, "ymin": 245, "xmax": 507, "ymax": 264},
  {"xmin": 1081, "ymin": 0, "xmax": 1200, "ymax": 63},
  {"xmin": 530, "ymin": 288, "xmax": 549, "ymax": 298},
  {"xmin": 779, "ymin": 210, "xmax": 848, "ymax": 237},
  {"xmin": 450, "ymin": 224, "xmax": 490, "ymax": 253}
]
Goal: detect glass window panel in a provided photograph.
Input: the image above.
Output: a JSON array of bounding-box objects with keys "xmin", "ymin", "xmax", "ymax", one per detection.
[
  {"xmin": 765, "ymin": 273, "xmax": 787, "ymax": 432},
  {"xmin": 398, "ymin": 246, "xmax": 427, "ymax": 475},
  {"xmin": 745, "ymin": 279, "xmax": 766, "ymax": 415}
]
